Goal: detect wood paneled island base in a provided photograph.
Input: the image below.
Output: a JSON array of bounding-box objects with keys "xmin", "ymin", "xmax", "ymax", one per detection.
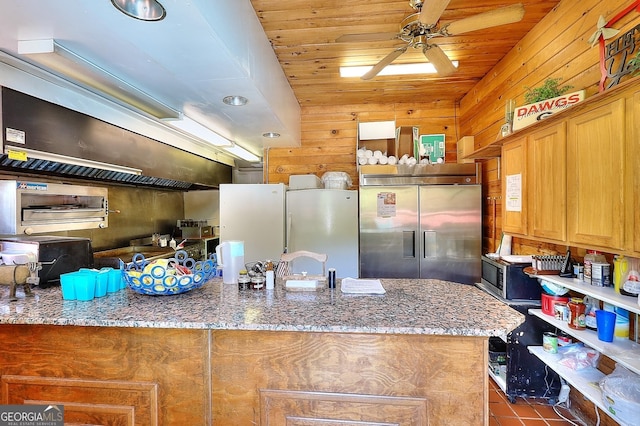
[
  {"xmin": 0, "ymin": 325, "xmax": 488, "ymax": 425},
  {"xmin": 0, "ymin": 279, "xmax": 523, "ymax": 425}
]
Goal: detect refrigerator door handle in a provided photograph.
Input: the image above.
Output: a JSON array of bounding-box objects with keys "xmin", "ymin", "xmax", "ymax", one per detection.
[
  {"xmin": 402, "ymin": 231, "xmax": 415, "ymax": 258},
  {"xmin": 286, "ymin": 212, "xmax": 292, "ymax": 253},
  {"xmin": 424, "ymin": 230, "xmax": 437, "ymax": 259}
]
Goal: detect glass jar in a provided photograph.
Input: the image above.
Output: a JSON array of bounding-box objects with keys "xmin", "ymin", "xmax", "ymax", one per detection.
[
  {"xmin": 238, "ymin": 274, "xmax": 251, "ymax": 291},
  {"xmin": 251, "ymin": 275, "xmax": 265, "ymax": 290},
  {"xmin": 568, "ymin": 297, "xmax": 586, "ymax": 330}
]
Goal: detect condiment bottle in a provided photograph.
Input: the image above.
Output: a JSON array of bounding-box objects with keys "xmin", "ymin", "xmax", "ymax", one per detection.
[
  {"xmin": 265, "ymin": 260, "xmax": 275, "ymax": 290},
  {"xmin": 583, "ymin": 296, "xmax": 599, "ymax": 330},
  {"xmin": 568, "ymin": 297, "xmax": 586, "ymax": 330},
  {"xmin": 613, "ymin": 255, "xmax": 628, "ymax": 294}
]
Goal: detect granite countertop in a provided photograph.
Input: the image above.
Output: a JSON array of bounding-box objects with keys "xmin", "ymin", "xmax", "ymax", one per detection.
[{"xmin": 0, "ymin": 278, "xmax": 524, "ymax": 336}]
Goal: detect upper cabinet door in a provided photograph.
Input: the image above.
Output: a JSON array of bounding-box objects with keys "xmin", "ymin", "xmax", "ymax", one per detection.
[
  {"xmin": 502, "ymin": 137, "xmax": 528, "ymax": 236},
  {"xmin": 567, "ymin": 99, "xmax": 626, "ymax": 250},
  {"xmin": 632, "ymin": 91, "xmax": 640, "ymax": 254},
  {"xmin": 528, "ymin": 123, "xmax": 567, "ymax": 242}
]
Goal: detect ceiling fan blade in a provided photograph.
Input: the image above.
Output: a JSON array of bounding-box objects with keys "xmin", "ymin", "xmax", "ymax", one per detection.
[
  {"xmin": 422, "ymin": 44, "xmax": 457, "ymax": 77},
  {"xmin": 361, "ymin": 47, "xmax": 407, "ymax": 80},
  {"xmin": 336, "ymin": 33, "xmax": 399, "ymax": 43},
  {"xmin": 419, "ymin": 0, "xmax": 451, "ymax": 27},
  {"xmin": 444, "ymin": 3, "xmax": 525, "ymax": 36}
]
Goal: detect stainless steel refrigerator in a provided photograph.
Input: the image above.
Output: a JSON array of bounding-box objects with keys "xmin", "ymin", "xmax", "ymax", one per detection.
[
  {"xmin": 286, "ymin": 189, "xmax": 359, "ymax": 278},
  {"xmin": 359, "ymin": 164, "xmax": 481, "ymax": 284}
]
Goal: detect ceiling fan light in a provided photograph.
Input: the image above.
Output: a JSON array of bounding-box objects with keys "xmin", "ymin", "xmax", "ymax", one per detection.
[
  {"xmin": 111, "ymin": 0, "xmax": 166, "ymax": 21},
  {"xmin": 340, "ymin": 61, "xmax": 458, "ymax": 78}
]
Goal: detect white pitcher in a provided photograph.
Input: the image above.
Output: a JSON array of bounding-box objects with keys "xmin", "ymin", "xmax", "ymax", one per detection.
[{"xmin": 215, "ymin": 240, "xmax": 245, "ymax": 284}]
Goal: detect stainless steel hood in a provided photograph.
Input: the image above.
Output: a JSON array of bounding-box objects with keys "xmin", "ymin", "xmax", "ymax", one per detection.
[{"xmin": 1, "ymin": 87, "xmax": 231, "ymax": 190}]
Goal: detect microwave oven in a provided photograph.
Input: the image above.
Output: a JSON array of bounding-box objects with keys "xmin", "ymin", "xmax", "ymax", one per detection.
[{"xmin": 479, "ymin": 255, "xmax": 542, "ymax": 302}]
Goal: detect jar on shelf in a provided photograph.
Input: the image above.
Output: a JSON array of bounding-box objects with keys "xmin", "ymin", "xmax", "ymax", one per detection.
[
  {"xmin": 584, "ymin": 250, "xmax": 606, "ymax": 285},
  {"xmin": 568, "ymin": 297, "xmax": 586, "ymax": 330}
]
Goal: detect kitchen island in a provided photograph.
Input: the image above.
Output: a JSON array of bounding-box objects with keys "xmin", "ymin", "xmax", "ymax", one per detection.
[{"xmin": 0, "ymin": 278, "xmax": 523, "ymax": 425}]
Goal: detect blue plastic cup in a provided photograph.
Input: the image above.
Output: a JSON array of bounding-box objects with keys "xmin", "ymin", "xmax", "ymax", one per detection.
[
  {"xmin": 74, "ymin": 271, "xmax": 96, "ymax": 301},
  {"xmin": 103, "ymin": 268, "xmax": 121, "ymax": 293},
  {"xmin": 595, "ymin": 310, "xmax": 616, "ymax": 342},
  {"xmin": 60, "ymin": 272, "xmax": 77, "ymax": 300},
  {"xmin": 95, "ymin": 269, "xmax": 109, "ymax": 297}
]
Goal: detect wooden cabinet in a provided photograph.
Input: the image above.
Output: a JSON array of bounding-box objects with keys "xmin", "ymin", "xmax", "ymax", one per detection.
[
  {"xmin": 566, "ymin": 99, "xmax": 626, "ymax": 250},
  {"xmin": 528, "ymin": 123, "xmax": 567, "ymax": 241},
  {"xmin": 501, "ymin": 123, "xmax": 566, "ymax": 242},
  {"xmin": 502, "ymin": 137, "xmax": 527, "ymax": 235},
  {"xmin": 497, "ymin": 77, "xmax": 640, "ymax": 254},
  {"xmin": 0, "ymin": 325, "xmax": 210, "ymax": 425},
  {"xmin": 632, "ymin": 91, "xmax": 640, "ymax": 254}
]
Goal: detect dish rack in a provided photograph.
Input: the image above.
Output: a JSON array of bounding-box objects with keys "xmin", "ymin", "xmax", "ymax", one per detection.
[{"xmin": 276, "ymin": 250, "xmax": 327, "ymax": 281}]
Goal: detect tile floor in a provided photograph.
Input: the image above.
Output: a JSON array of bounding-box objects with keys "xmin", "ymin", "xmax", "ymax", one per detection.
[{"xmin": 488, "ymin": 378, "xmax": 584, "ymax": 425}]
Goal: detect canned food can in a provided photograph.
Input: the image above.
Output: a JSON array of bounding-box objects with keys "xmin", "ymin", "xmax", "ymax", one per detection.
[
  {"xmin": 543, "ymin": 332, "xmax": 558, "ymax": 353},
  {"xmin": 328, "ymin": 268, "xmax": 336, "ymax": 289},
  {"xmin": 557, "ymin": 332, "xmax": 572, "ymax": 346},
  {"xmin": 554, "ymin": 302, "xmax": 569, "ymax": 322},
  {"xmin": 591, "ymin": 262, "xmax": 610, "ymax": 287}
]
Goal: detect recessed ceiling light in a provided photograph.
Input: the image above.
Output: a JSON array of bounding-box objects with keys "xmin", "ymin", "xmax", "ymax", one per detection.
[
  {"xmin": 223, "ymin": 95, "xmax": 248, "ymax": 106},
  {"xmin": 111, "ymin": 0, "xmax": 166, "ymax": 21},
  {"xmin": 262, "ymin": 132, "xmax": 280, "ymax": 138}
]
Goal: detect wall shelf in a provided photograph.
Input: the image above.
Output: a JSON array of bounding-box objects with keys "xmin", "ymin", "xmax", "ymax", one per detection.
[
  {"xmin": 528, "ymin": 269, "xmax": 640, "ymax": 426},
  {"xmin": 529, "ymin": 309, "xmax": 640, "ymax": 376},
  {"xmin": 528, "ymin": 347, "xmax": 608, "ymax": 415},
  {"xmin": 531, "ymin": 274, "xmax": 640, "ymax": 316}
]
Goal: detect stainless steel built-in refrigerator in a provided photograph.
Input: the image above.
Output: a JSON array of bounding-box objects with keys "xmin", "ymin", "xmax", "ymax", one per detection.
[{"xmin": 359, "ymin": 164, "xmax": 481, "ymax": 284}]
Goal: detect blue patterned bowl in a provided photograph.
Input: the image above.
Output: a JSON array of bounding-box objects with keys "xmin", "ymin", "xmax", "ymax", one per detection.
[{"xmin": 123, "ymin": 250, "xmax": 217, "ymax": 295}]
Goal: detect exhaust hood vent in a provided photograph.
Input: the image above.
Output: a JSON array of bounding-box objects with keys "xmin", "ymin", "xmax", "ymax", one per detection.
[
  {"xmin": 0, "ymin": 154, "xmax": 199, "ymax": 190},
  {"xmin": 1, "ymin": 87, "xmax": 231, "ymax": 190}
]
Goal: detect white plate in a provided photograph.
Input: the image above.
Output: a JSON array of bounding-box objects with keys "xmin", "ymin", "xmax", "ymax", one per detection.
[{"xmin": 500, "ymin": 255, "xmax": 533, "ymax": 264}]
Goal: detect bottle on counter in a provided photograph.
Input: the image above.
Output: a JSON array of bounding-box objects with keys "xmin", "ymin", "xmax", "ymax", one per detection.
[{"xmin": 265, "ymin": 260, "xmax": 275, "ymax": 290}]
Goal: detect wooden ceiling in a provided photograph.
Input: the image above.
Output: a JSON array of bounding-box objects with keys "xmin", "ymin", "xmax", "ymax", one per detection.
[{"xmin": 250, "ymin": 0, "xmax": 562, "ymax": 107}]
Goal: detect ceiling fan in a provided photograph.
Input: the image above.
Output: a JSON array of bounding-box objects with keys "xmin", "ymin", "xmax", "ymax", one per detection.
[{"xmin": 336, "ymin": 0, "xmax": 525, "ymax": 79}]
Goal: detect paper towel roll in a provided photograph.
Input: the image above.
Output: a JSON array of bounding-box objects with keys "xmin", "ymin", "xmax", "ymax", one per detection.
[{"xmin": 498, "ymin": 234, "xmax": 512, "ymax": 256}]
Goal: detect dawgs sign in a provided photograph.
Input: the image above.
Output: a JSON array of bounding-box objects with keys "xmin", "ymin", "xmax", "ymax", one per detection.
[{"xmin": 512, "ymin": 90, "xmax": 585, "ymax": 131}]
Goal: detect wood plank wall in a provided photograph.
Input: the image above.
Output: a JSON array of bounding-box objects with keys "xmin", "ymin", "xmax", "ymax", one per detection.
[
  {"xmin": 264, "ymin": 101, "xmax": 458, "ymax": 188},
  {"xmin": 459, "ymin": 0, "xmax": 638, "ymax": 258}
]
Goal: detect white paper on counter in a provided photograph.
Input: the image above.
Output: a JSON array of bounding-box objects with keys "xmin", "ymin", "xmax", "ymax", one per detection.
[{"xmin": 340, "ymin": 278, "xmax": 386, "ymax": 294}]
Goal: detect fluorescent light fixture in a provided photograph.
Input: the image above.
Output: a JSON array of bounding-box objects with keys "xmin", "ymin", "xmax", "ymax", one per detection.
[
  {"xmin": 17, "ymin": 39, "xmax": 180, "ymax": 119},
  {"xmin": 339, "ymin": 61, "xmax": 459, "ymax": 78},
  {"xmin": 223, "ymin": 144, "xmax": 261, "ymax": 162},
  {"xmin": 6, "ymin": 147, "xmax": 142, "ymax": 175},
  {"xmin": 167, "ymin": 116, "xmax": 232, "ymax": 147}
]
